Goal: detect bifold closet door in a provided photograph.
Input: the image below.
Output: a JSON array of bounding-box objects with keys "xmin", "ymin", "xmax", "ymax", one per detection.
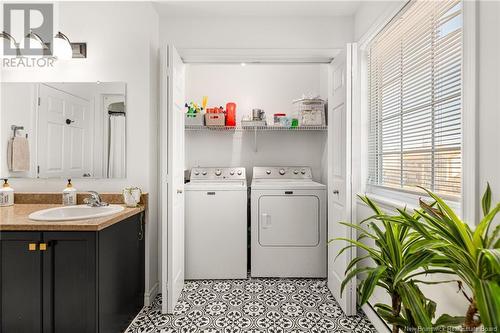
[
  {"xmin": 160, "ymin": 44, "xmax": 186, "ymax": 314},
  {"xmin": 327, "ymin": 43, "xmax": 357, "ymax": 316}
]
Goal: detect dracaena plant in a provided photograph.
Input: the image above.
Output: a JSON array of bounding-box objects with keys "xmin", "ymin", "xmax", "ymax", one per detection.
[
  {"xmin": 393, "ymin": 184, "xmax": 500, "ymax": 331},
  {"xmin": 331, "ymin": 196, "xmax": 464, "ymax": 333}
]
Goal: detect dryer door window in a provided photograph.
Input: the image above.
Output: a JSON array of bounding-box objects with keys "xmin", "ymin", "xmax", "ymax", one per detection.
[{"xmin": 258, "ymin": 195, "xmax": 319, "ymax": 247}]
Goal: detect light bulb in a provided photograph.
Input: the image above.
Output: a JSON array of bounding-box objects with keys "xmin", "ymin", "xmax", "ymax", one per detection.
[{"xmin": 53, "ymin": 32, "xmax": 72, "ymax": 60}]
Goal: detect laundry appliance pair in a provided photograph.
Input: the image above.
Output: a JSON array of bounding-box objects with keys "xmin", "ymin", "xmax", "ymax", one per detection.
[{"xmin": 184, "ymin": 166, "xmax": 326, "ymax": 279}]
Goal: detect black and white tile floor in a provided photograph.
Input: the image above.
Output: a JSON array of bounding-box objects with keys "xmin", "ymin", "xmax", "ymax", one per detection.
[{"xmin": 125, "ymin": 278, "xmax": 376, "ymax": 333}]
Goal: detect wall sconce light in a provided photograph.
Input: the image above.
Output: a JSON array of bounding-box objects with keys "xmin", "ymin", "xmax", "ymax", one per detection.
[
  {"xmin": 25, "ymin": 30, "xmax": 51, "ymax": 56},
  {"xmin": 54, "ymin": 31, "xmax": 87, "ymax": 59},
  {"xmin": 1, "ymin": 30, "xmax": 86, "ymax": 58},
  {"xmin": 0, "ymin": 31, "xmax": 22, "ymax": 57}
]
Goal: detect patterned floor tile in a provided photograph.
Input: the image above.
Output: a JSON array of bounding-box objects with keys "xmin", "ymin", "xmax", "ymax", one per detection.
[{"xmin": 125, "ymin": 278, "xmax": 376, "ymax": 333}]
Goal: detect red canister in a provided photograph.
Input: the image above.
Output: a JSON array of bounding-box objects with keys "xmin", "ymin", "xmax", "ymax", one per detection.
[{"xmin": 226, "ymin": 102, "xmax": 236, "ymax": 127}]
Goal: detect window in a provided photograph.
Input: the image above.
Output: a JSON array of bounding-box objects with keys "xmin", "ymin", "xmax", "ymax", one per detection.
[{"xmin": 367, "ymin": 0, "xmax": 463, "ymax": 199}]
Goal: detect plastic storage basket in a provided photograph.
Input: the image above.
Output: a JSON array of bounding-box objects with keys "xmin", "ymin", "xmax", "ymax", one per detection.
[{"xmin": 185, "ymin": 113, "xmax": 205, "ymax": 126}]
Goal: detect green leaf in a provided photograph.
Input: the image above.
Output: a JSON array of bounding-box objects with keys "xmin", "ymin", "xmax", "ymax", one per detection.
[
  {"xmin": 425, "ymin": 299, "xmax": 437, "ymax": 321},
  {"xmin": 331, "ymin": 237, "xmax": 384, "ymax": 262},
  {"xmin": 338, "ymin": 221, "xmax": 377, "ymax": 239},
  {"xmin": 359, "ymin": 195, "xmax": 383, "ymax": 215},
  {"xmin": 345, "ymin": 254, "xmax": 370, "ymax": 274},
  {"xmin": 399, "ymin": 283, "xmax": 433, "ymax": 329},
  {"xmin": 376, "ymin": 307, "xmax": 408, "ymax": 327},
  {"xmin": 489, "ymin": 224, "xmax": 500, "ymax": 248},
  {"xmin": 332, "ymin": 244, "xmax": 355, "ymax": 262},
  {"xmin": 359, "ymin": 265, "xmax": 387, "ymax": 305},
  {"xmin": 420, "ymin": 187, "xmax": 476, "ymax": 254},
  {"xmin": 433, "ymin": 314, "xmax": 465, "ymax": 327},
  {"xmin": 474, "ymin": 280, "xmax": 500, "ymax": 329},
  {"xmin": 340, "ymin": 266, "xmax": 373, "ymax": 296},
  {"xmin": 473, "ymin": 203, "xmax": 500, "ymax": 248},
  {"xmin": 482, "ymin": 182, "xmax": 492, "ymax": 216},
  {"xmin": 479, "ymin": 249, "xmax": 500, "ymax": 274},
  {"xmin": 394, "ymin": 251, "xmax": 435, "ymax": 284}
]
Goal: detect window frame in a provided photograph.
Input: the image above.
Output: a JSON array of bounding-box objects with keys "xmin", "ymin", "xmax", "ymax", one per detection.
[{"xmin": 356, "ymin": 0, "xmax": 477, "ymax": 223}]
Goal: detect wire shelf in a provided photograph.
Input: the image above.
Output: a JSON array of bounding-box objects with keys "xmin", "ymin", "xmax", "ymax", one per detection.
[{"xmin": 185, "ymin": 125, "xmax": 327, "ymax": 132}]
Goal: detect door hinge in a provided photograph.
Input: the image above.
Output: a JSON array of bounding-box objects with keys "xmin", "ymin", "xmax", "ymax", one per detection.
[
  {"xmin": 37, "ymin": 165, "xmax": 40, "ymax": 174},
  {"xmin": 38, "ymin": 97, "xmax": 41, "ymax": 106}
]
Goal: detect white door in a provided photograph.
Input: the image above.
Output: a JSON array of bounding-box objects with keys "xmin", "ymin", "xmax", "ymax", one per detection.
[
  {"xmin": 160, "ymin": 44, "xmax": 186, "ymax": 314},
  {"xmin": 327, "ymin": 44, "xmax": 357, "ymax": 316},
  {"xmin": 259, "ymin": 196, "xmax": 319, "ymax": 246},
  {"xmin": 38, "ymin": 84, "xmax": 92, "ymax": 178}
]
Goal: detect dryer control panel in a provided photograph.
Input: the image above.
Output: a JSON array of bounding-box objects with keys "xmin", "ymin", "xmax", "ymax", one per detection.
[
  {"xmin": 253, "ymin": 166, "xmax": 313, "ymax": 179},
  {"xmin": 190, "ymin": 167, "xmax": 246, "ymax": 181}
]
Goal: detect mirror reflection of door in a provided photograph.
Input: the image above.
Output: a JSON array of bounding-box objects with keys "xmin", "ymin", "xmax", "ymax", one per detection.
[
  {"xmin": 1, "ymin": 82, "xmax": 127, "ymax": 179},
  {"xmin": 37, "ymin": 84, "xmax": 92, "ymax": 178}
]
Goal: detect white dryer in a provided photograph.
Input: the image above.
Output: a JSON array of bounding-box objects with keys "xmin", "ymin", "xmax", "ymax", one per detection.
[
  {"xmin": 251, "ymin": 166, "xmax": 326, "ymax": 278},
  {"xmin": 185, "ymin": 167, "xmax": 247, "ymax": 279}
]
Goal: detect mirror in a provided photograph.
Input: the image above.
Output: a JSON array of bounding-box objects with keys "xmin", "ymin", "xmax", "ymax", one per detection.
[{"xmin": 1, "ymin": 82, "xmax": 127, "ymax": 179}]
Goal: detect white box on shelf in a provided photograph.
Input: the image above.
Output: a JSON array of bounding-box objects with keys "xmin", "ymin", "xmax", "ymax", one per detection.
[{"xmin": 292, "ymin": 98, "xmax": 326, "ymax": 126}]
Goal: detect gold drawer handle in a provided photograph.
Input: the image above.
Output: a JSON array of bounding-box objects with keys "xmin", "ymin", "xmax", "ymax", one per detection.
[
  {"xmin": 39, "ymin": 243, "xmax": 47, "ymax": 251},
  {"xmin": 28, "ymin": 243, "xmax": 37, "ymax": 251}
]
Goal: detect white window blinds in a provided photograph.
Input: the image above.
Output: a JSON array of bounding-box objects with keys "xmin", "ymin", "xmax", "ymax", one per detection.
[{"xmin": 367, "ymin": 0, "xmax": 463, "ymax": 198}]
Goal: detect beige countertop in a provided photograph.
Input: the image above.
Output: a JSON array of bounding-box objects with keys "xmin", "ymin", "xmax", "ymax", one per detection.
[{"xmin": 0, "ymin": 204, "xmax": 144, "ymax": 231}]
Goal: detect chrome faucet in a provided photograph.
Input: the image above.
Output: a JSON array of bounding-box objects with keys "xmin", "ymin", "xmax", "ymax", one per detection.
[{"xmin": 84, "ymin": 191, "xmax": 109, "ymax": 207}]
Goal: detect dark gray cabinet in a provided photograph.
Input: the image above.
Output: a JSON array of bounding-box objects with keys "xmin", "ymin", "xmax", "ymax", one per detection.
[
  {"xmin": 0, "ymin": 232, "xmax": 43, "ymax": 333},
  {"xmin": 0, "ymin": 213, "xmax": 144, "ymax": 333}
]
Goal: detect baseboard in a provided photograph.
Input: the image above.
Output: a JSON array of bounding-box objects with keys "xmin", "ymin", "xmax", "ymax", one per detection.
[
  {"xmin": 362, "ymin": 303, "xmax": 390, "ymax": 333},
  {"xmin": 144, "ymin": 281, "xmax": 159, "ymax": 306}
]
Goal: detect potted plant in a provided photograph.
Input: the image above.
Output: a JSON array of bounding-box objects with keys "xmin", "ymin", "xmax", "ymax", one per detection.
[
  {"xmin": 331, "ymin": 195, "xmax": 464, "ymax": 333},
  {"xmin": 392, "ymin": 184, "xmax": 500, "ymax": 331}
]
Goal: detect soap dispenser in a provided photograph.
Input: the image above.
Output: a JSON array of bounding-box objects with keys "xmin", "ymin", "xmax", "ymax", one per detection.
[
  {"xmin": 0, "ymin": 179, "xmax": 14, "ymax": 207},
  {"xmin": 62, "ymin": 179, "xmax": 77, "ymax": 206}
]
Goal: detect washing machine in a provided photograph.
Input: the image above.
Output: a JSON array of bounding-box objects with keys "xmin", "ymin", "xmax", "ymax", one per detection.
[
  {"xmin": 185, "ymin": 167, "xmax": 247, "ymax": 279},
  {"xmin": 251, "ymin": 166, "xmax": 326, "ymax": 278}
]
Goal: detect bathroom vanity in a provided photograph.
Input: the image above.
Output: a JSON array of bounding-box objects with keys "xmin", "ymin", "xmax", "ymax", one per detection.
[{"xmin": 0, "ymin": 195, "xmax": 146, "ymax": 333}]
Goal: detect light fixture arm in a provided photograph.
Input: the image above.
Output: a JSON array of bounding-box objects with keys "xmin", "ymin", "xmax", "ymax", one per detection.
[
  {"xmin": 0, "ymin": 31, "xmax": 18, "ymax": 44},
  {"xmin": 54, "ymin": 31, "xmax": 72, "ymax": 44},
  {"xmin": 1, "ymin": 31, "xmax": 22, "ymax": 57},
  {"xmin": 26, "ymin": 30, "xmax": 49, "ymax": 50}
]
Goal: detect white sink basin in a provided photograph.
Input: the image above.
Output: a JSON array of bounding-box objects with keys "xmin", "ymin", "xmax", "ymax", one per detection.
[{"xmin": 29, "ymin": 205, "xmax": 125, "ymax": 221}]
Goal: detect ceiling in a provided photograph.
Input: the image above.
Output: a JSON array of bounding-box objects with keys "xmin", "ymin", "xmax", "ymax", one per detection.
[{"xmin": 154, "ymin": 1, "xmax": 362, "ymax": 18}]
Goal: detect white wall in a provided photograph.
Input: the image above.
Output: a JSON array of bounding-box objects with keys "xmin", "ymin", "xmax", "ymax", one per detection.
[
  {"xmin": 185, "ymin": 64, "xmax": 328, "ymax": 182},
  {"xmin": 478, "ymin": 0, "xmax": 500, "ymax": 204},
  {"xmin": 0, "ymin": 83, "xmax": 38, "ymax": 178},
  {"xmin": 160, "ymin": 16, "xmax": 353, "ymax": 51},
  {"xmin": 0, "ymin": 2, "xmax": 160, "ymax": 303},
  {"xmin": 353, "ymin": 1, "xmax": 406, "ymax": 41}
]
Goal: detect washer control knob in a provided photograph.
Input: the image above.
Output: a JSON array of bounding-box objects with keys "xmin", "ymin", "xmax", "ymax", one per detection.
[
  {"xmin": 266, "ymin": 170, "xmax": 271, "ymax": 175},
  {"xmin": 230, "ymin": 170, "xmax": 235, "ymax": 175},
  {"xmin": 293, "ymin": 169, "xmax": 299, "ymax": 175},
  {"xmin": 237, "ymin": 170, "xmax": 242, "ymax": 175},
  {"xmin": 279, "ymin": 169, "xmax": 286, "ymax": 175},
  {"xmin": 194, "ymin": 171, "xmax": 200, "ymax": 176},
  {"xmin": 202, "ymin": 171, "xmax": 207, "ymax": 175},
  {"xmin": 215, "ymin": 169, "xmax": 222, "ymax": 176},
  {"xmin": 301, "ymin": 169, "xmax": 306, "ymax": 175}
]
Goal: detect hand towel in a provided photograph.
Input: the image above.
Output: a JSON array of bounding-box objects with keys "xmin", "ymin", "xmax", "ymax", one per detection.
[{"xmin": 7, "ymin": 136, "xmax": 30, "ymax": 172}]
